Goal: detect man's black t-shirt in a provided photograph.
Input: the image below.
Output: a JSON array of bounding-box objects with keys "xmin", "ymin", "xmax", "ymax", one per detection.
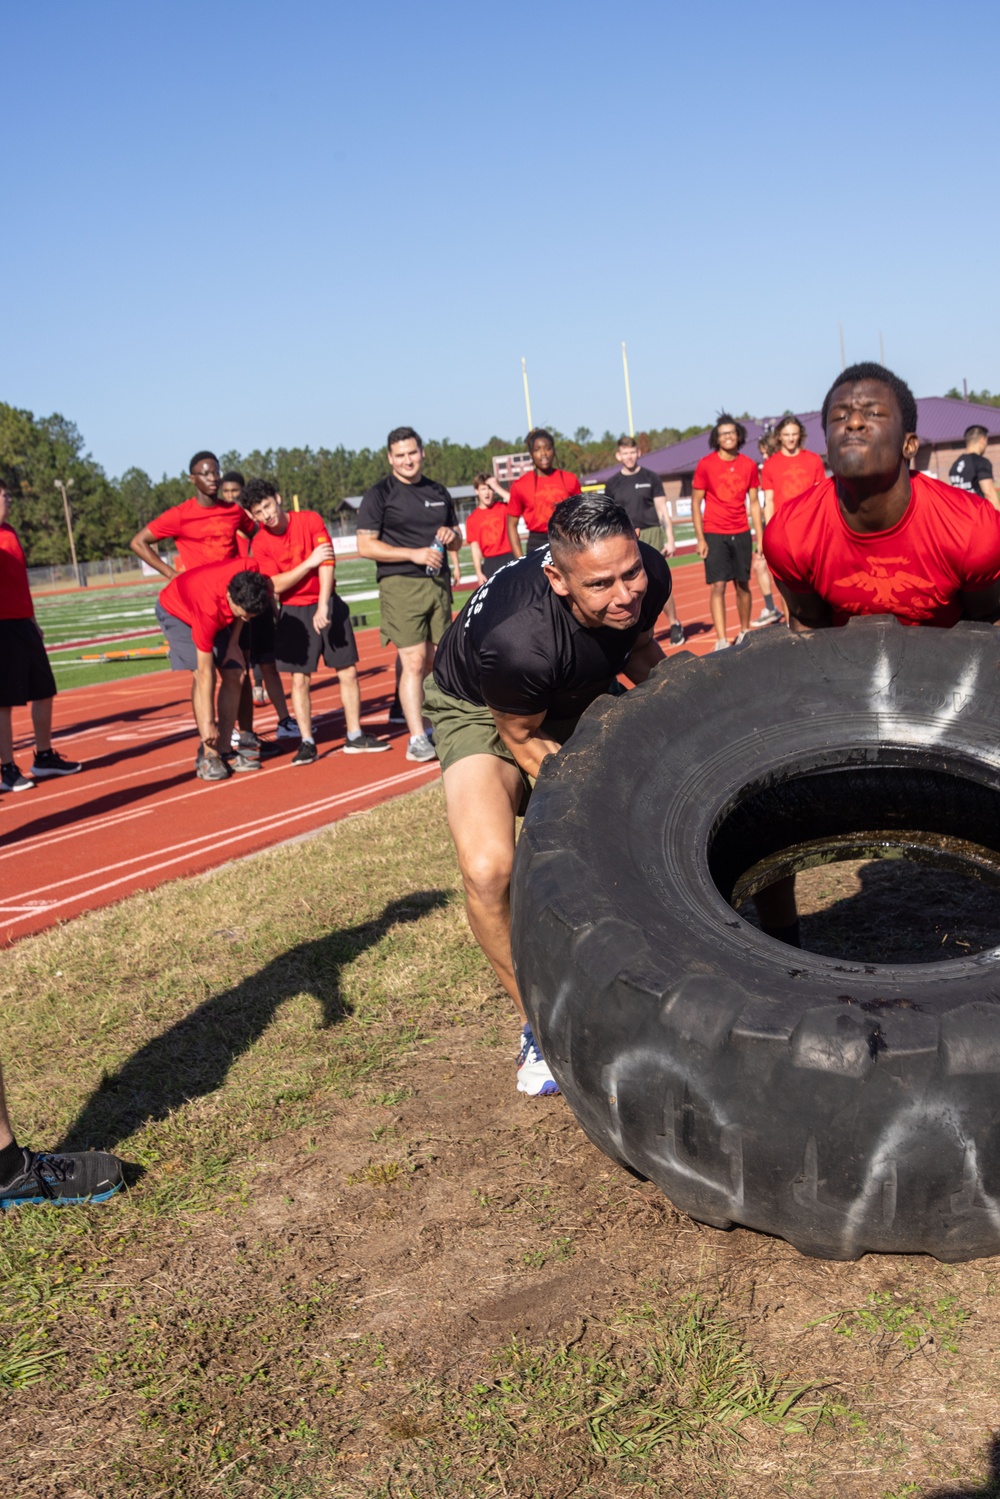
[
  {"xmin": 949, "ymin": 452, "xmax": 994, "ymax": 499},
  {"xmin": 604, "ymin": 467, "xmax": 666, "ymax": 530},
  {"xmin": 357, "ymin": 474, "xmax": 458, "ymax": 580},
  {"xmin": 433, "ymin": 542, "xmax": 672, "ymax": 718}
]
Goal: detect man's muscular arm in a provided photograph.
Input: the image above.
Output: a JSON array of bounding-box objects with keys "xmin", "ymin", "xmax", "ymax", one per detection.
[
  {"xmin": 490, "ymin": 708, "xmax": 562, "ymax": 779},
  {"xmin": 622, "ymin": 627, "xmax": 664, "ymax": 684},
  {"xmin": 775, "ymin": 583, "xmax": 833, "ymax": 632}
]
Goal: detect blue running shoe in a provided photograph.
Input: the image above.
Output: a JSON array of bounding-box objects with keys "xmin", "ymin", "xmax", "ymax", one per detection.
[
  {"xmin": 0, "ymin": 1148, "xmax": 124, "ymax": 1208},
  {"xmin": 516, "ymin": 1025, "xmax": 559, "ymax": 1096}
]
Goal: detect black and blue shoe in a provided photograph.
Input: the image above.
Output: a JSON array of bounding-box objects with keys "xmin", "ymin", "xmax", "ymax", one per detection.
[{"xmin": 0, "ymin": 1148, "xmax": 124, "ymax": 1208}]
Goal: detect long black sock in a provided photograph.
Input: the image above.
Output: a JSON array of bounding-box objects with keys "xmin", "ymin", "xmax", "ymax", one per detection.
[{"xmin": 0, "ymin": 1139, "xmax": 23, "ymax": 1183}]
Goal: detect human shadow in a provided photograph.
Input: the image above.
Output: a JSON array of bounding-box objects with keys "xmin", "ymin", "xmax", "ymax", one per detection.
[
  {"xmin": 58, "ymin": 889, "xmax": 450, "ymax": 1152},
  {"xmin": 922, "ymin": 1434, "xmax": 1000, "ymax": 1496},
  {"xmin": 0, "ymin": 770, "xmax": 196, "ymax": 847}
]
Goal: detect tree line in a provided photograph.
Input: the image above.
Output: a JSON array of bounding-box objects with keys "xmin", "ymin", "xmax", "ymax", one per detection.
[{"xmin": 0, "ymin": 400, "xmax": 705, "ymax": 566}]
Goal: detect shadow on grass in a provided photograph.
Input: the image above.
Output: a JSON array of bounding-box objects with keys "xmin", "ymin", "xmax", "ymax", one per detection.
[
  {"xmin": 923, "ymin": 1435, "xmax": 1000, "ymax": 1496},
  {"xmin": 58, "ymin": 890, "xmax": 450, "ymax": 1153}
]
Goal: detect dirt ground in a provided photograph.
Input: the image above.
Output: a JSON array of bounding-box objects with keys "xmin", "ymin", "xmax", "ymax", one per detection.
[{"xmin": 3, "ymin": 806, "xmax": 1000, "ymax": 1498}]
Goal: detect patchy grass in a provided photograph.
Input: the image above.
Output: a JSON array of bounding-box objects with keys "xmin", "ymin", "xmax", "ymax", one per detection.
[{"xmin": 2, "ymin": 790, "xmax": 1000, "ymax": 1496}]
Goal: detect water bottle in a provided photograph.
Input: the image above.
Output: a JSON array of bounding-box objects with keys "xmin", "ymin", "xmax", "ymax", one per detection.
[{"xmin": 426, "ymin": 540, "xmax": 445, "ymax": 576}]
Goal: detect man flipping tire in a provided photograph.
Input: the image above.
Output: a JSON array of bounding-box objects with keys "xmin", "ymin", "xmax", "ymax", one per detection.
[
  {"xmin": 426, "ymin": 495, "xmax": 672, "ymax": 1094},
  {"xmin": 757, "ymin": 360, "xmax": 1000, "ymax": 942}
]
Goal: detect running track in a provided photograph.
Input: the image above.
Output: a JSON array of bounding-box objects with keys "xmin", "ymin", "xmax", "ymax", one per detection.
[{"xmin": 1, "ymin": 565, "xmax": 770, "ymax": 945}]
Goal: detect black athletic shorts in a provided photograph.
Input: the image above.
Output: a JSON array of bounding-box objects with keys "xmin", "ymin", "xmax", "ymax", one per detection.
[
  {"xmin": 274, "ymin": 595, "xmax": 359, "ymax": 675},
  {"xmin": 482, "ymin": 553, "xmax": 515, "ymax": 579},
  {"xmin": 239, "ymin": 608, "xmax": 276, "ymax": 665},
  {"xmin": 0, "ymin": 618, "xmax": 57, "ymax": 707},
  {"xmin": 704, "ymin": 531, "xmax": 752, "ymax": 585},
  {"xmin": 525, "ymin": 531, "xmax": 549, "ymax": 554}
]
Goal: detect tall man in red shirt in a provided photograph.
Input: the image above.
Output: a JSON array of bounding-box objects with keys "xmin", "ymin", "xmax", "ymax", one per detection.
[
  {"xmin": 0, "ymin": 482, "xmax": 82, "ymax": 793},
  {"xmin": 243, "ymin": 479, "xmax": 388, "ymax": 763},
  {"xmin": 156, "ymin": 559, "xmax": 272, "ymax": 781},
  {"xmin": 758, "ymin": 361, "xmax": 1000, "ymax": 943},
  {"xmin": 692, "ymin": 416, "xmax": 764, "ymax": 649},
  {"xmin": 129, "ymin": 451, "xmax": 254, "ymax": 577},
  {"xmin": 506, "ymin": 430, "xmax": 582, "ymax": 557}
]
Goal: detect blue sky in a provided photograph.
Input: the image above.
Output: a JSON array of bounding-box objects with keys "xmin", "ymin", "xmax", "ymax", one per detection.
[{"xmin": 3, "ymin": 1, "xmax": 996, "ymax": 479}]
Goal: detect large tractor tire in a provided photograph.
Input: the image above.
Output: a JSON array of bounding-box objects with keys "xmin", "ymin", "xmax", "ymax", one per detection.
[{"xmin": 510, "ymin": 617, "xmax": 1000, "ymax": 1261}]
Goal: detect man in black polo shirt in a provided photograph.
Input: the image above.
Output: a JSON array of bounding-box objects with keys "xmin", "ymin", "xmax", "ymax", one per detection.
[
  {"xmin": 949, "ymin": 425, "xmax": 1000, "ymax": 510},
  {"xmin": 425, "ymin": 495, "xmax": 671, "ymax": 1095},
  {"xmin": 604, "ymin": 435, "xmax": 685, "ymax": 644},
  {"xmin": 357, "ymin": 427, "xmax": 461, "ymax": 761}
]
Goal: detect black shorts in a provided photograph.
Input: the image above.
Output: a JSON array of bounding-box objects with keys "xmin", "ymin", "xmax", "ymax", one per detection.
[
  {"xmin": 525, "ymin": 531, "xmax": 549, "ymax": 554},
  {"xmin": 704, "ymin": 531, "xmax": 752, "ymax": 585},
  {"xmin": 482, "ymin": 553, "xmax": 515, "ymax": 579},
  {"xmin": 274, "ymin": 595, "xmax": 359, "ymax": 675},
  {"xmin": 239, "ymin": 609, "xmax": 276, "ymax": 665},
  {"xmin": 156, "ymin": 600, "xmax": 237, "ymax": 672},
  {"xmin": 0, "ymin": 618, "xmax": 57, "ymax": 707}
]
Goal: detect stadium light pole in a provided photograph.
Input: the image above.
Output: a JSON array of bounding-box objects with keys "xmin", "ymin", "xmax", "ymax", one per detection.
[
  {"xmin": 621, "ymin": 342, "xmax": 635, "ymax": 438},
  {"xmin": 54, "ymin": 478, "xmax": 83, "ymax": 588},
  {"xmin": 521, "ymin": 357, "xmax": 533, "ymax": 432}
]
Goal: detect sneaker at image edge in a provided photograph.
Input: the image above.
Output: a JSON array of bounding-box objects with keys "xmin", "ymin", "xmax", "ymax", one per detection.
[
  {"xmin": 0, "ymin": 1147, "xmax": 124, "ymax": 1208},
  {"xmin": 31, "ymin": 748, "xmax": 82, "ymax": 777},
  {"xmin": 0, "ymin": 762, "xmax": 34, "ymax": 792},
  {"xmin": 712, "ymin": 639, "xmax": 730, "ymax": 652},
  {"xmin": 291, "ymin": 740, "xmax": 318, "ymax": 766},
  {"xmin": 516, "ymin": 1025, "xmax": 560, "ymax": 1096},
  {"xmin": 343, "ymin": 731, "xmax": 390, "ymax": 754},
  {"xmin": 405, "ymin": 733, "xmax": 437, "ymax": 763},
  {"xmin": 751, "ymin": 607, "xmax": 782, "ymax": 628},
  {"xmin": 669, "ymin": 623, "xmax": 685, "ymax": 645},
  {"xmin": 275, "ymin": 716, "xmax": 300, "ymax": 740}
]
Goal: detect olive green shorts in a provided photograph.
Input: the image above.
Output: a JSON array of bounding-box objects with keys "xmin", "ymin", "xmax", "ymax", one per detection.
[
  {"xmin": 638, "ymin": 525, "xmax": 666, "ymax": 551},
  {"xmin": 423, "ymin": 676, "xmax": 579, "ymax": 814},
  {"xmin": 379, "ymin": 574, "xmax": 453, "ymax": 649}
]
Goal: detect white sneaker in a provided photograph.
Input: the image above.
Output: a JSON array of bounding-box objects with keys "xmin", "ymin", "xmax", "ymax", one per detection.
[
  {"xmin": 751, "ymin": 607, "xmax": 782, "ymax": 628},
  {"xmin": 405, "ymin": 733, "xmax": 437, "ymax": 763},
  {"xmin": 516, "ymin": 1025, "xmax": 559, "ymax": 1096},
  {"xmin": 713, "ymin": 639, "xmax": 730, "ymax": 652},
  {"xmin": 735, "ymin": 630, "xmax": 749, "ymax": 645}
]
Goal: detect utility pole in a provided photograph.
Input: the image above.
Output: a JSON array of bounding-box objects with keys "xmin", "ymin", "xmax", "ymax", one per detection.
[
  {"xmin": 621, "ymin": 341, "xmax": 635, "ymax": 438},
  {"xmin": 521, "ymin": 357, "xmax": 533, "ymax": 432},
  {"xmin": 879, "ymin": 331, "xmax": 885, "ymax": 366},
  {"xmin": 54, "ymin": 478, "xmax": 84, "ymax": 588}
]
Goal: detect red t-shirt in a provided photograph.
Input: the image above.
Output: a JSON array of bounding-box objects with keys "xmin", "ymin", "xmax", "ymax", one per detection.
[
  {"xmin": 507, "ymin": 469, "xmax": 582, "ymax": 533},
  {"xmin": 0, "ymin": 523, "xmax": 33, "ymax": 620},
  {"xmin": 250, "ymin": 510, "xmax": 334, "ymax": 606},
  {"xmin": 147, "ymin": 497, "xmax": 254, "ymax": 572},
  {"xmin": 692, "ymin": 451, "xmax": 759, "ymax": 533},
  {"xmin": 763, "ymin": 473, "xmax": 1000, "ymax": 627},
  {"xmin": 465, "ymin": 501, "xmax": 512, "ymax": 558},
  {"xmin": 159, "ymin": 558, "xmax": 261, "ymax": 651},
  {"xmin": 760, "ymin": 449, "xmax": 826, "ymax": 512}
]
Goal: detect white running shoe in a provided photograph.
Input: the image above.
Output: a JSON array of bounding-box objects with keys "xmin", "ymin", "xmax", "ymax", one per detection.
[
  {"xmin": 751, "ymin": 607, "xmax": 782, "ymax": 628},
  {"xmin": 516, "ymin": 1025, "xmax": 559, "ymax": 1096},
  {"xmin": 712, "ymin": 639, "xmax": 730, "ymax": 652}
]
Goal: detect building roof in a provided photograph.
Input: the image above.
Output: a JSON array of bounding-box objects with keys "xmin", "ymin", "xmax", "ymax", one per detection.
[{"xmin": 583, "ymin": 397, "xmax": 1000, "ymax": 483}]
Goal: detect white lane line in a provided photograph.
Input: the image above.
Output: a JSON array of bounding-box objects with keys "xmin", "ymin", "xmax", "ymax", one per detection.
[{"xmin": 2, "ymin": 765, "xmax": 437, "ymax": 928}]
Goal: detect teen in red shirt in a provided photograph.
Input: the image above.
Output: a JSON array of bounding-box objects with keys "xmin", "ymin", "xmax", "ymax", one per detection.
[
  {"xmin": 156, "ymin": 558, "xmax": 271, "ymax": 781},
  {"xmin": 129, "ymin": 451, "xmax": 253, "ymax": 578},
  {"xmin": 758, "ymin": 362, "xmax": 1000, "ymax": 949},
  {"xmin": 245, "ymin": 480, "xmax": 387, "ymax": 760},
  {"xmin": 0, "ymin": 483, "xmax": 82, "ymax": 791},
  {"xmin": 760, "ymin": 418, "xmax": 826, "ymax": 518},
  {"xmin": 691, "ymin": 416, "xmax": 764, "ymax": 648},
  {"xmin": 506, "ymin": 430, "xmax": 581, "ymax": 556},
  {"xmin": 466, "ymin": 473, "xmax": 513, "ymax": 584}
]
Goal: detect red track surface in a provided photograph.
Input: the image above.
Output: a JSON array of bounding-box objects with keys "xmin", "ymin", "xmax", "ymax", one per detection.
[{"xmin": 2, "ymin": 564, "xmax": 767, "ymax": 945}]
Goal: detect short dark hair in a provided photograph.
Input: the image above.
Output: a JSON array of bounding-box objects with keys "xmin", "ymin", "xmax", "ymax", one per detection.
[
  {"xmin": 821, "ymin": 362, "xmax": 918, "ymax": 435},
  {"xmin": 547, "ymin": 495, "xmax": 636, "ymax": 562},
  {"xmin": 709, "ymin": 414, "xmax": 746, "ymax": 451},
  {"xmin": 387, "ymin": 426, "xmax": 422, "ymax": 451},
  {"xmin": 617, "ymin": 434, "xmax": 639, "ymax": 448},
  {"xmin": 965, "ymin": 424, "xmax": 990, "ymax": 444},
  {"xmin": 228, "ymin": 570, "xmax": 271, "ymax": 615},
  {"xmin": 471, "ymin": 472, "xmax": 492, "ymax": 489},
  {"xmin": 242, "ymin": 476, "xmax": 279, "ymax": 511},
  {"xmin": 189, "ymin": 450, "xmax": 219, "ymax": 472},
  {"xmin": 220, "ymin": 469, "xmax": 245, "ymax": 488},
  {"xmin": 526, "ymin": 428, "xmax": 555, "ymax": 452}
]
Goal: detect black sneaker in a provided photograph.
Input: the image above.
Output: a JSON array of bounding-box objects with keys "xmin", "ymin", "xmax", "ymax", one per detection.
[
  {"xmin": 31, "ymin": 749, "xmax": 82, "ymax": 778},
  {"xmin": 292, "ymin": 740, "xmax": 318, "ymax": 766},
  {"xmin": 669, "ymin": 623, "xmax": 685, "ymax": 646},
  {"xmin": 387, "ymin": 699, "xmax": 406, "ymax": 724},
  {"xmin": 0, "ymin": 1147, "xmax": 124, "ymax": 1208},
  {"xmin": 1, "ymin": 761, "xmax": 34, "ymax": 792},
  {"xmin": 343, "ymin": 731, "xmax": 390, "ymax": 754},
  {"xmin": 275, "ymin": 716, "xmax": 300, "ymax": 741}
]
